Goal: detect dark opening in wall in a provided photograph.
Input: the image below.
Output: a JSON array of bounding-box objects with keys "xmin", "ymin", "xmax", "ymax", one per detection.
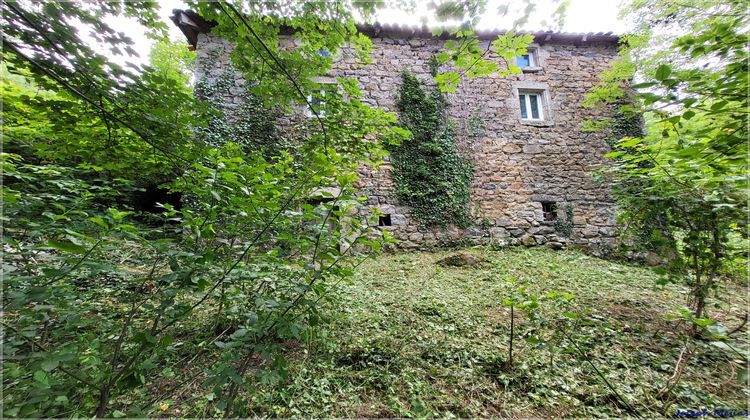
[
  {"xmin": 133, "ymin": 185, "xmax": 182, "ymax": 214},
  {"xmin": 378, "ymin": 214, "xmax": 392, "ymax": 227},
  {"xmin": 541, "ymin": 202, "xmax": 557, "ymax": 221},
  {"xmin": 306, "ymin": 198, "xmax": 339, "ymax": 224},
  {"xmin": 307, "ymin": 197, "xmax": 329, "ymax": 207}
]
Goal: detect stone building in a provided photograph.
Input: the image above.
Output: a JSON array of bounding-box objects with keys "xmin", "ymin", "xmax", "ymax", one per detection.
[{"xmin": 172, "ymin": 10, "xmax": 621, "ymax": 253}]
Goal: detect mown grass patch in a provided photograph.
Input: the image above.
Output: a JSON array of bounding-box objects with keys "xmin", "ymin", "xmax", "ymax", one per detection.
[{"xmin": 227, "ymin": 247, "xmax": 748, "ymax": 418}]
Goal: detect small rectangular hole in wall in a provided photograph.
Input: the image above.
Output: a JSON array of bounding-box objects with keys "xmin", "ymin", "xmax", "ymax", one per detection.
[
  {"xmin": 378, "ymin": 214, "xmax": 392, "ymax": 227},
  {"xmin": 541, "ymin": 202, "xmax": 557, "ymax": 221}
]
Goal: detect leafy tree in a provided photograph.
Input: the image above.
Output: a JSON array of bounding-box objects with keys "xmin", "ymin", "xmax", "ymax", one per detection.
[
  {"xmin": 1, "ymin": 1, "xmax": 204, "ymax": 174},
  {"xmin": 585, "ymin": 0, "xmax": 748, "ymax": 336},
  {"xmin": 148, "ymin": 36, "xmax": 197, "ymax": 95},
  {"xmin": 1, "ymin": 0, "xmax": 562, "ymax": 416}
]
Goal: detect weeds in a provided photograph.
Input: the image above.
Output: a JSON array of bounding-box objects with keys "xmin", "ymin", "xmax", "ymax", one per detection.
[{"xmin": 229, "ymin": 247, "xmax": 748, "ymax": 418}]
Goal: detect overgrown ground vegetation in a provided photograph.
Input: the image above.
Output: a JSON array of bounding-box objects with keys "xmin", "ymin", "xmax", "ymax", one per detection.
[
  {"xmin": 2, "ymin": 0, "xmax": 748, "ymax": 417},
  {"xmin": 156, "ymin": 247, "xmax": 749, "ymax": 417}
]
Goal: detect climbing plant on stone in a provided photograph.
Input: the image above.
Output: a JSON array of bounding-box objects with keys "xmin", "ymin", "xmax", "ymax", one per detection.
[
  {"xmin": 194, "ymin": 68, "xmax": 285, "ymax": 156},
  {"xmin": 391, "ymin": 71, "xmax": 473, "ymax": 228}
]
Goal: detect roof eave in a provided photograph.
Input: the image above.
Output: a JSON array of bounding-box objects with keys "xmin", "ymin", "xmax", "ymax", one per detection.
[{"xmin": 170, "ymin": 9, "xmax": 620, "ymax": 49}]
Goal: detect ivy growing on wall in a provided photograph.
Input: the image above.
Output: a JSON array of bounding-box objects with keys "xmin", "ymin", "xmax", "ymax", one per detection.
[
  {"xmin": 390, "ymin": 71, "xmax": 473, "ymax": 227},
  {"xmin": 193, "ymin": 69, "xmax": 285, "ymax": 156},
  {"xmin": 608, "ymin": 107, "xmax": 675, "ymax": 253},
  {"xmin": 608, "ymin": 105, "xmax": 644, "ymax": 148},
  {"xmin": 468, "ymin": 108, "xmax": 485, "ymax": 139},
  {"xmin": 553, "ymin": 203, "xmax": 574, "ymax": 238}
]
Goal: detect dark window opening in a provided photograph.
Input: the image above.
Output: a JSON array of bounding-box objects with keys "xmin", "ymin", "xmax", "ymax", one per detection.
[
  {"xmin": 307, "ymin": 197, "xmax": 330, "ymax": 207},
  {"xmin": 378, "ymin": 214, "xmax": 392, "ymax": 227},
  {"xmin": 133, "ymin": 185, "xmax": 182, "ymax": 214},
  {"xmin": 541, "ymin": 202, "xmax": 557, "ymax": 221}
]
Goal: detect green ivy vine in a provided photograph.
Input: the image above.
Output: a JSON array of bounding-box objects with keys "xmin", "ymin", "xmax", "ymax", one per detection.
[
  {"xmin": 608, "ymin": 105, "xmax": 644, "ymax": 147},
  {"xmin": 553, "ymin": 203, "xmax": 574, "ymax": 238},
  {"xmin": 193, "ymin": 68, "xmax": 284, "ymax": 156},
  {"xmin": 390, "ymin": 71, "xmax": 473, "ymax": 227},
  {"xmin": 468, "ymin": 108, "xmax": 485, "ymax": 139}
]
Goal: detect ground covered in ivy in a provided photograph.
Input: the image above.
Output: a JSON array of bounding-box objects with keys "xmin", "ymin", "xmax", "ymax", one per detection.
[{"xmin": 161, "ymin": 247, "xmax": 748, "ymax": 418}]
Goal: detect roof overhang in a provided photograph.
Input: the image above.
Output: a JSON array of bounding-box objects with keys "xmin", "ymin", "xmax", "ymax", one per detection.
[
  {"xmin": 170, "ymin": 9, "xmax": 216, "ymax": 50},
  {"xmin": 170, "ymin": 9, "xmax": 619, "ymax": 50}
]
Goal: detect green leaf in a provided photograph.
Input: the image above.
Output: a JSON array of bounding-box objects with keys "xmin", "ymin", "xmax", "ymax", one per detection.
[
  {"xmin": 693, "ymin": 317, "xmax": 713, "ymax": 327},
  {"xmin": 88, "ymin": 216, "xmax": 108, "ymax": 228},
  {"xmin": 739, "ymin": 368, "xmax": 748, "ymax": 385},
  {"xmin": 654, "ymin": 64, "xmax": 672, "ymax": 81},
  {"xmin": 619, "ymin": 137, "xmax": 643, "ymax": 148},
  {"xmin": 710, "ymin": 101, "xmax": 727, "ymax": 111},
  {"xmin": 41, "ymin": 358, "xmax": 59, "ymax": 372},
  {"xmin": 231, "ymin": 328, "xmax": 248, "ymax": 339},
  {"xmin": 33, "ymin": 370, "xmax": 49, "ymax": 386},
  {"xmin": 47, "ymin": 239, "xmax": 86, "ymax": 254}
]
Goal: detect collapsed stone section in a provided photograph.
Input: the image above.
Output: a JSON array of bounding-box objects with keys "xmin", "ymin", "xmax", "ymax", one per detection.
[{"xmin": 193, "ymin": 30, "xmax": 620, "ymax": 255}]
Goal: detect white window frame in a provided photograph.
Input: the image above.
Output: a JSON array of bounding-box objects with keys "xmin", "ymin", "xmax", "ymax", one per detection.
[
  {"xmin": 516, "ymin": 51, "xmax": 536, "ymax": 67},
  {"xmin": 518, "ymin": 90, "xmax": 545, "ymax": 121},
  {"xmin": 306, "ymin": 88, "xmax": 329, "ymax": 118}
]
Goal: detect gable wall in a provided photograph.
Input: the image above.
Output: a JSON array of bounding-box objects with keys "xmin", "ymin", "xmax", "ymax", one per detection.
[{"xmin": 194, "ymin": 32, "xmax": 620, "ymax": 253}]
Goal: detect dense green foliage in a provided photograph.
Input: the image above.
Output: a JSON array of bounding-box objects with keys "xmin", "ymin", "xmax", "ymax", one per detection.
[
  {"xmin": 2, "ymin": 0, "xmax": 545, "ymax": 416},
  {"xmin": 193, "ymin": 68, "xmax": 285, "ymax": 155},
  {"xmin": 391, "ymin": 72, "xmax": 473, "ymax": 227},
  {"xmin": 585, "ymin": 0, "xmax": 748, "ymax": 339},
  {"xmin": 1, "ymin": 1, "xmax": 402, "ymax": 416},
  {"xmin": 3, "ymin": 0, "xmax": 746, "ymax": 417}
]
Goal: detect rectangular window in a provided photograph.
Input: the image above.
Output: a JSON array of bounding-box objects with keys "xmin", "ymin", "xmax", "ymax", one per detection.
[
  {"xmin": 529, "ymin": 95, "xmax": 540, "ymax": 119},
  {"xmin": 516, "ymin": 51, "xmax": 536, "ymax": 67},
  {"xmin": 307, "ymin": 89, "xmax": 326, "ymax": 117},
  {"xmin": 516, "ymin": 54, "xmax": 531, "ymax": 67},
  {"xmin": 378, "ymin": 214, "xmax": 392, "ymax": 227},
  {"xmin": 541, "ymin": 202, "xmax": 557, "ymax": 221},
  {"xmin": 515, "ymin": 50, "xmax": 537, "ymax": 67},
  {"xmin": 518, "ymin": 90, "xmax": 544, "ymax": 121}
]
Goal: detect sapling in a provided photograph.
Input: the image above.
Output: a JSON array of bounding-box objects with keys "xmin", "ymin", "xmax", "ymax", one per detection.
[{"xmin": 500, "ymin": 277, "xmax": 539, "ymax": 369}]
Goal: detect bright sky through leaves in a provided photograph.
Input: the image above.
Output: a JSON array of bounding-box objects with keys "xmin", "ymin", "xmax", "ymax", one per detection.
[{"xmin": 108, "ymin": 0, "xmax": 628, "ymax": 66}]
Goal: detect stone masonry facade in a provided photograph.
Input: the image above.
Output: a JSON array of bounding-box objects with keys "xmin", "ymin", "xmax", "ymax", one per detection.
[{"xmin": 182, "ymin": 17, "xmax": 620, "ymax": 253}]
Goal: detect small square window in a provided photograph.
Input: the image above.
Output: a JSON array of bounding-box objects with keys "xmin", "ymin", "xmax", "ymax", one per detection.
[
  {"xmin": 518, "ymin": 90, "xmax": 545, "ymax": 121},
  {"xmin": 306, "ymin": 85, "xmax": 335, "ymax": 118},
  {"xmin": 515, "ymin": 49, "xmax": 538, "ymax": 68},
  {"xmin": 516, "ymin": 53, "xmax": 532, "ymax": 67},
  {"xmin": 307, "ymin": 89, "xmax": 326, "ymax": 117},
  {"xmin": 541, "ymin": 202, "xmax": 557, "ymax": 221},
  {"xmin": 378, "ymin": 214, "xmax": 392, "ymax": 227}
]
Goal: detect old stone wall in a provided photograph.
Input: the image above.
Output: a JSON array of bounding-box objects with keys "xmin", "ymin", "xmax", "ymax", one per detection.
[{"xmin": 193, "ymin": 31, "xmax": 620, "ymax": 254}]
